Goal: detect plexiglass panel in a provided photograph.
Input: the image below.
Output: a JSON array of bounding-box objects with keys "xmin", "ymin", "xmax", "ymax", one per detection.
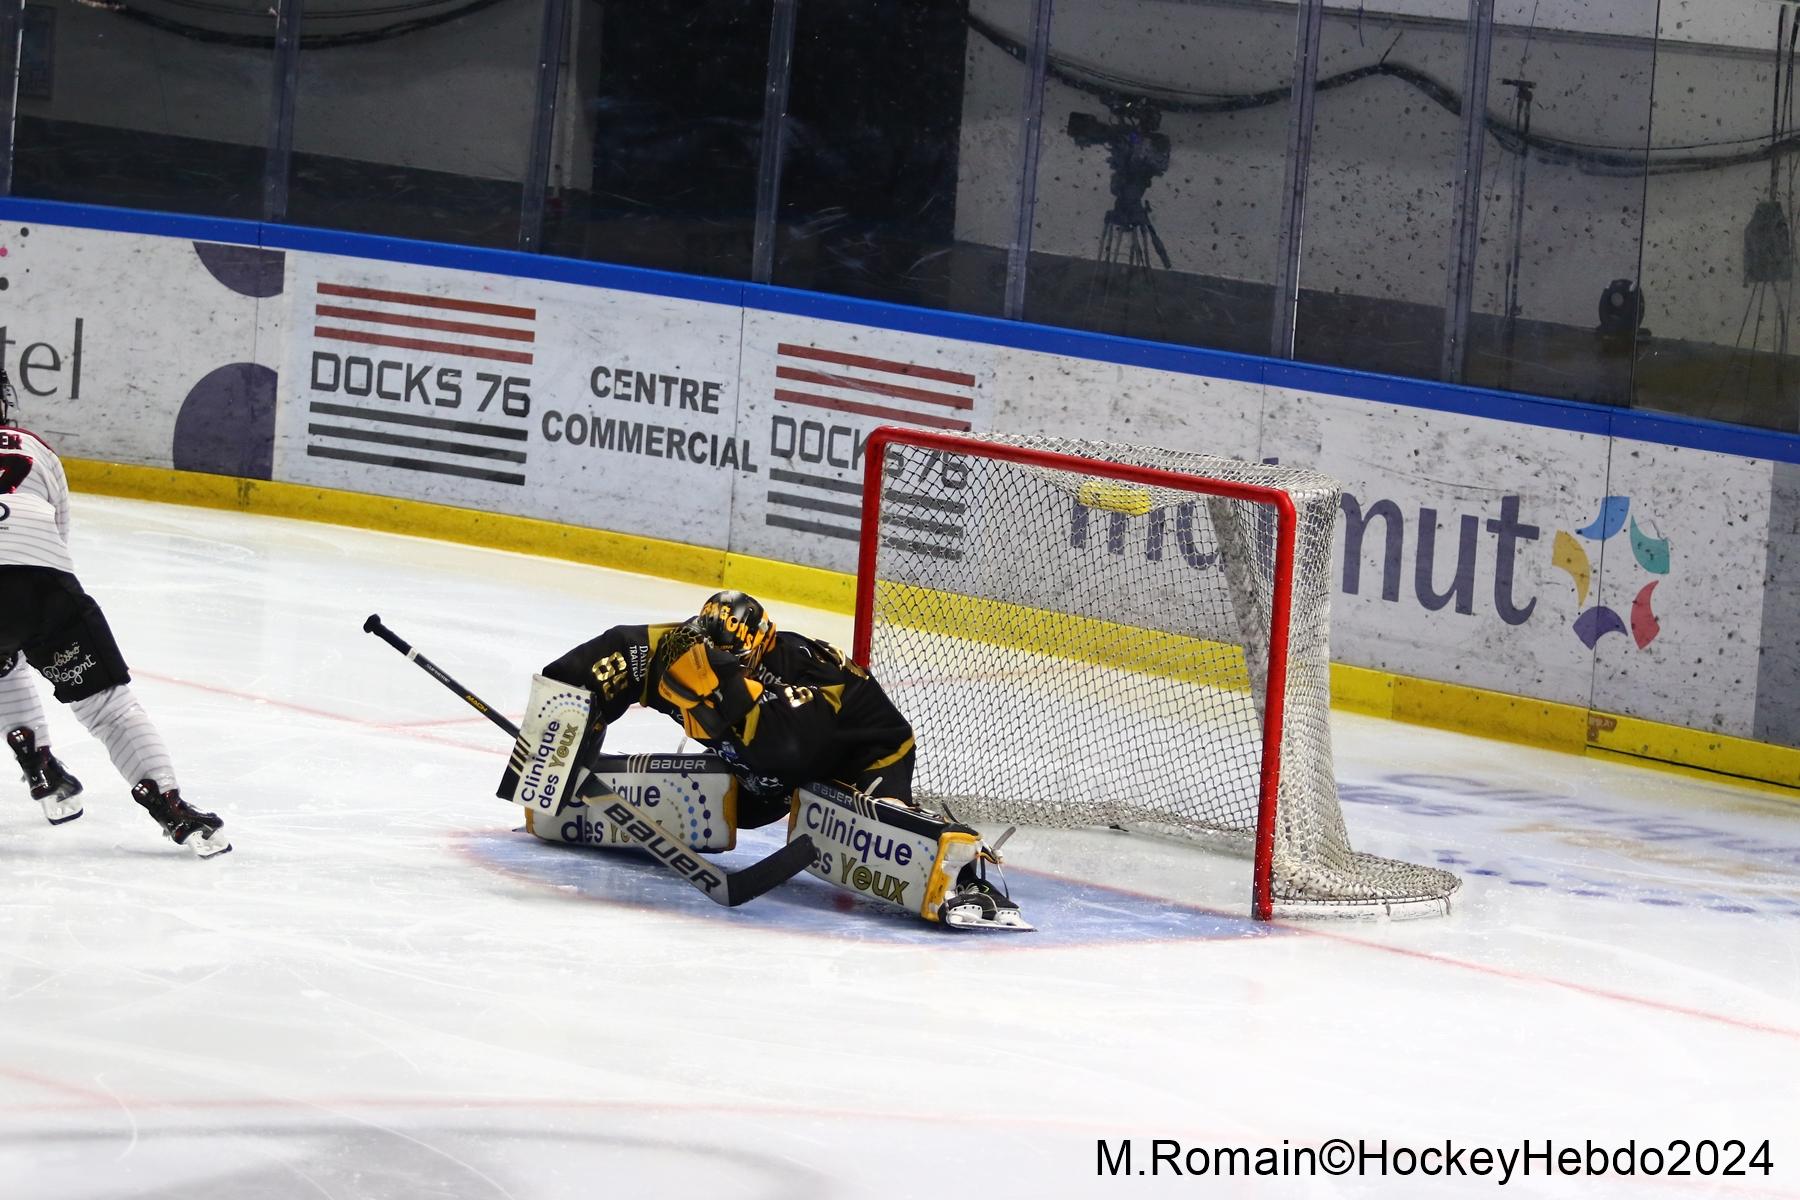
[
  {"xmin": 541, "ymin": 0, "xmax": 773, "ymax": 280},
  {"xmin": 1021, "ymin": 0, "xmax": 1299, "ymax": 353},
  {"xmin": 10, "ymin": 0, "xmax": 272, "ymax": 219},
  {"xmin": 771, "ymin": 0, "xmax": 1020, "ymax": 315},
  {"xmin": 1641, "ymin": 7, "xmax": 1800, "ymax": 432},
  {"xmin": 1293, "ymin": 3, "xmax": 1466, "ymax": 381},
  {"xmin": 1459, "ymin": 0, "xmax": 1656, "ymax": 407},
  {"xmin": 286, "ymin": 0, "xmax": 545, "ymax": 248}
]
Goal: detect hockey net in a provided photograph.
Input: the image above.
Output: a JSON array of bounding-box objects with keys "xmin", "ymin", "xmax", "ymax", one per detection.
[{"xmin": 852, "ymin": 427, "xmax": 1460, "ymax": 919}]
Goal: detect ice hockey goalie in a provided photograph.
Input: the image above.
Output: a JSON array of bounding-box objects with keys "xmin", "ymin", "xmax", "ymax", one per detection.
[{"xmin": 502, "ymin": 590, "xmax": 1031, "ymax": 931}]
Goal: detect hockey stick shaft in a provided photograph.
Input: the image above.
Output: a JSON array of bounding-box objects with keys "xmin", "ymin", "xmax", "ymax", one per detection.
[
  {"xmin": 362, "ymin": 614, "xmax": 813, "ymax": 907},
  {"xmin": 363, "ymin": 614, "xmax": 517, "ymax": 738}
]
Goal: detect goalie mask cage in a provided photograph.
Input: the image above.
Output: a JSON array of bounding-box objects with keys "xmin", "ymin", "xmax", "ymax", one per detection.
[{"xmin": 852, "ymin": 427, "xmax": 1460, "ymax": 920}]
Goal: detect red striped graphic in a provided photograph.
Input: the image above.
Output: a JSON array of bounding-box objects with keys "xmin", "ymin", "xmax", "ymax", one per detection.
[
  {"xmin": 777, "ymin": 343, "xmax": 974, "ymax": 387},
  {"xmin": 314, "ymin": 326, "xmax": 535, "ymax": 365},
  {"xmin": 775, "ymin": 365, "xmax": 971, "ymax": 410},
  {"xmin": 317, "ymin": 282, "xmax": 535, "ymax": 320},
  {"xmin": 315, "ymin": 304, "xmax": 537, "ymax": 343},
  {"xmin": 774, "ymin": 388, "xmax": 972, "ymax": 431}
]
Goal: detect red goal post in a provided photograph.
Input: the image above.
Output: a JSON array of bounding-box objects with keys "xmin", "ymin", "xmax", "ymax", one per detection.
[{"xmin": 851, "ymin": 425, "xmax": 1459, "ymax": 920}]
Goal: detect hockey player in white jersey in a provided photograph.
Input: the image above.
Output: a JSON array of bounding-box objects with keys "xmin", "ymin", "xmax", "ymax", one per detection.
[{"xmin": 0, "ymin": 368, "xmax": 228, "ymax": 855}]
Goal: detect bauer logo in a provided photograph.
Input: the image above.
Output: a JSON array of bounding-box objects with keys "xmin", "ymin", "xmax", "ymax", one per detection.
[{"xmin": 1549, "ymin": 496, "xmax": 1671, "ymax": 651}]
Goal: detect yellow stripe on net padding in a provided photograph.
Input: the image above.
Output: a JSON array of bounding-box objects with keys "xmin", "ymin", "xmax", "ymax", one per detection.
[{"xmin": 873, "ymin": 580, "xmax": 1255, "ymax": 693}]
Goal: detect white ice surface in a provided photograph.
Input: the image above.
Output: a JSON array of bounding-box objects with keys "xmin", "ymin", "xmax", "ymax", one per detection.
[{"xmin": 1, "ymin": 495, "xmax": 1796, "ymax": 1199}]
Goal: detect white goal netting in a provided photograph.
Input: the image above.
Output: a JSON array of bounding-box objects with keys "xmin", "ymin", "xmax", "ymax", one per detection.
[{"xmin": 856, "ymin": 430, "xmax": 1460, "ymax": 917}]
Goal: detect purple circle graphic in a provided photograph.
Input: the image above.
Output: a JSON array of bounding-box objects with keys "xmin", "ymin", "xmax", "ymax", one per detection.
[
  {"xmin": 192, "ymin": 242, "xmax": 285, "ymax": 298},
  {"xmin": 173, "ymin": 363, "xmax": 277, "ymax": 480}
]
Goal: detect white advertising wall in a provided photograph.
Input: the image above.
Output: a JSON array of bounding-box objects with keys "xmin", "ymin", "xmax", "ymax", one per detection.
[
  {"xmin": 277, "ymin": 252, "xmax": 747, "ymax": 549},
  {"xmin": 3, "ymin": 213, "xmax": 1786, "ymax": 750}
]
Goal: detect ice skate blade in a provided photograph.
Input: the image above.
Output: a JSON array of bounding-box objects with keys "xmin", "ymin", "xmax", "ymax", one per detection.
[
  {"xmin": 41, "ymin": 801, "xmax": 83, "ymax": 825},
  {"xmin": 185, "ymin": 830, "xmax": 232, "ymax": 859},
  {"xmin": 942, "ymin": 904, "xmax": 1035, "ymax": 933}
]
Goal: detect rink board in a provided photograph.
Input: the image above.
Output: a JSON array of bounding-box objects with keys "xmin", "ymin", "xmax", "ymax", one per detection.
[{"xmin": 3, "ymin": 199, "xmax": 1798, "ymax": 774}]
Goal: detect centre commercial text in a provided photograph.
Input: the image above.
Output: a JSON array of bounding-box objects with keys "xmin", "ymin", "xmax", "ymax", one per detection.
[{"xmin": 544, "ymin": 389, "xmax": 879, "ymax": 475}]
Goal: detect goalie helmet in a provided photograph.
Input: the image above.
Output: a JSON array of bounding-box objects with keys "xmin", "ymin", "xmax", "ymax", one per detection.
[{"xmin": 697, "ymin": 590, "xmax": 776, "ymax": 669}]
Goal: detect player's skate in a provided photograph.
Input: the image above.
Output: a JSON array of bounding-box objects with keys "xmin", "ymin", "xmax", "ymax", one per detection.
[
  {"xmin": 939, "ymin": 846, "xmax": 1033, "ymax": 932},
  {"xmin": 7, "ymin": 727, "xmax": 84, "ymax": 824},
  {"xmin": 131, "ymin": 779, "xmax": 231, "ymax": 857}
]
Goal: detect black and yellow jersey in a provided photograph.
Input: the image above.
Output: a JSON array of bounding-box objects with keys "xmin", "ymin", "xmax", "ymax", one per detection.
[{"xmin": 542, "ymin": 622, "xmax": 914, "ymax": 800}]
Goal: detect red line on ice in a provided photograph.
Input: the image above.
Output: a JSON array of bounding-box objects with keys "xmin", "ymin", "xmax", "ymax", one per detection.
[
  {"xmin": 1295, "ymin": 923, "xmax": 1800, "ymax": 1043},
  {"xmin": 134, "ymin": 670, "xmax": 499, "ymax": 754}
]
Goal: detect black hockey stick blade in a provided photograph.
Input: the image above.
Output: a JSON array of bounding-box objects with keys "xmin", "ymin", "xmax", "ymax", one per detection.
[
  {"xmin": 580, "ymin": 777, "xmax": 817, "ymax": 907},
  {"xmin": 724, "ymin": 834, "xmax": 818, "ymax": 906}
]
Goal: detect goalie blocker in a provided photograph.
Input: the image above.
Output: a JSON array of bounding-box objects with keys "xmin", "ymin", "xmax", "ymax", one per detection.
[
  {"xmin": 526, "ymin": 752, "xmax": 1031, "ymax": 931},
  {"xmin": 497, "ymin": 674, "xmax": 597, "ymax": 814}
]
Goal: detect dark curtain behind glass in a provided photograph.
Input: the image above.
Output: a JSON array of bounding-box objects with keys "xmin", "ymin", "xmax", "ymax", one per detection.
[
  {"xmin": 10, "ymin": 0, "xmax": 272, "ymax": 219},
  {"xmin": 285, "ymin": 0, "xmax": 545, "ymax": 248},
  {"xmin": 541, "ymin": 0, "xmax": 773, "ymax": 280},
  {"xmin": 773, "ymin": 0, "xmax": 994, "ymax": 313}
]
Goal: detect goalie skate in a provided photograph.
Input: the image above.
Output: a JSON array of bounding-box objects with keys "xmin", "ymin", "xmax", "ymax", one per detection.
[
  {"xmin": 938, "ymin": 856, "xmax": 1033, "ymax": 933},
  {"xmin": 7, "ymin": 727, "xmax": 84, "ymax": 825},
  {"xmin": 131, "ymin": 780, "xmax": 231, "ymax": 858}
]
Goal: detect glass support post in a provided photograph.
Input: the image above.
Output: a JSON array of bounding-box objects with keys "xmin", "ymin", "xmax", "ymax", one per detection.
[
  {"xmin": 1270, "ymin": 0, "xmax": 1324, "ymax": 359},
  {"xmin": 1003, "ymin": 0, "xmax": 1054, "ymax": 320},
  {"xmin": 1441, "ymin": 0, "xmax": 1496, "ymax": 382},
  {"xmin": 520, "ymin": 0, "xmax": 572, "ymax": 252},
  {"xmin": 263, "ymin": 0, "xmax": 303, "ymax": 222},
  {"xmin": 751, "ymin": 0, "xmax": 798, "ymax": 285}
]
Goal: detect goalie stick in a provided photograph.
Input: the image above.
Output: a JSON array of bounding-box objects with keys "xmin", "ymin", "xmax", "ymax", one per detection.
[{"xmin": 362, "ymin": 614, "xmax": 816, "ymax": 907}]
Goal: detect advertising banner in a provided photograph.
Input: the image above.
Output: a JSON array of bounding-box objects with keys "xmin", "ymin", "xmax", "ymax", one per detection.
[
  {"xmin": 16, "ymin": 212, "xmax": 1791, "ymax": 749},
  {"xmin": 1262, "ymin": 387, "xmax": 1614, "ymax": 707},
  {"xmin": 732, "ymin": 310, "xmax": 997, "ymax": 574},
  {"xmin": 0, "ymin": 218, "xmax": 275, "ymax": 473},
  {"xmin": 277, "ymin": 252, "xmax": 746, "ymax": 550},
  {"xmin": 1589, "ymin": 440, "xmax": 1771, "ymax": 733}
]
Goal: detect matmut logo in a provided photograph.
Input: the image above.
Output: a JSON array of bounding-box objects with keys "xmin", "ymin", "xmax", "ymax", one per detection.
[{"xmin": 1550, "ymin": 496, "xmax": 1672, "ymax": 650}]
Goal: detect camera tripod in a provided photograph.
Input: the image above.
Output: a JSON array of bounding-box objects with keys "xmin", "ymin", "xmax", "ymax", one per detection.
[{"xmin": 1090, "ymin": 197, "xmax": 1173, "ymax": 327}]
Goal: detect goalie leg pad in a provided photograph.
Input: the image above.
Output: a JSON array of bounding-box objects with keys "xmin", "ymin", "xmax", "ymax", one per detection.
[
  {"xmin": 523, "ymin": 751, "xmax": 741, "ymax": 852},
  {"xmin": 788, "ymin": 782, "xmax": 1030, "ymax": 930},
  {"xmin": 497, "ymin": 674, "xmax": 594, "ymax": 814}
]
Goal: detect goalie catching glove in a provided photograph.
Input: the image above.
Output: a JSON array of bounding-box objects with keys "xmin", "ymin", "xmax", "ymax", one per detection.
[{"xmin": 654, "ymin": 631, "xmax": 763, "ymax": 743}]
